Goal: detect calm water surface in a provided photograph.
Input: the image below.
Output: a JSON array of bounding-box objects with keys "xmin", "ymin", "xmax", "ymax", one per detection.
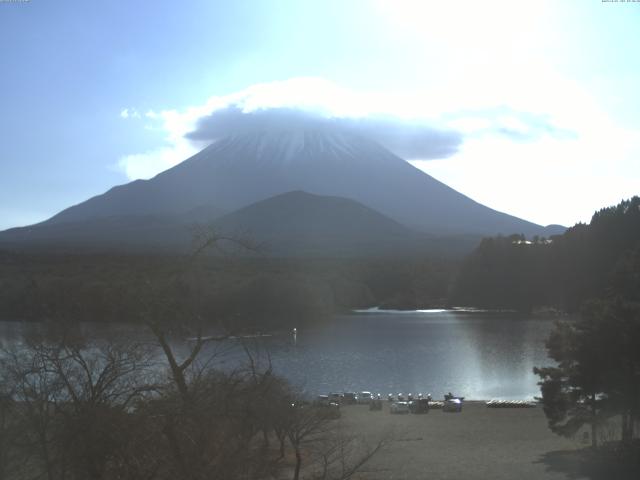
[
  {"xmin": 0, "ymin": 310, "xmax": 559, "ymax": 400},
  {"xmin": 265, "ymin": 310, "xmax": 557, "ymax": 400}
]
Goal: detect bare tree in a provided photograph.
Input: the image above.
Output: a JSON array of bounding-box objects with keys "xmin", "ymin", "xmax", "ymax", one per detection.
[
  {"xmin": 283, "ymin": 402, "xmax": 390, "ymax": 480},
  {"xmin": 1, "ymin": 332, "xmax": 155, "ymax": 480},
  {"xmin": 308, "ymin": 422, "xmax": 389, "ymax": 480},
  {"xmin": 286, "ymin": 403, "xmax": 336, "ymax": 480},
  {"xmin": 0, "ymin": 380, "xmax": 16, "ymax": 480}
]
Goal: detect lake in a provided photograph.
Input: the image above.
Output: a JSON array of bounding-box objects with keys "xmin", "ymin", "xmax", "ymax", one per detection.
[{"xmin": 0, "ymin": 309, "xmax": 559, "ymax": 400}]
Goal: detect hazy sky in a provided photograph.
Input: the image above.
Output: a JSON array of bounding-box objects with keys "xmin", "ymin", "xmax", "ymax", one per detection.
[{"xmin": 1, "ymin": 0, "xmax": 639, "ymax": 230}]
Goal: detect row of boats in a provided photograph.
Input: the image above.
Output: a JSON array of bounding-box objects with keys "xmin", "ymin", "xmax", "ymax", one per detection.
[
  {"xmin": 318, "ymin": 391, "xmax": 465, "ymax": 413},
  {"xmin": 320, "ymin": 391, "xmax": 438, "ymax": 404},
  {"xmin": 485, "ymin": 400, "xmax": 537, "ymax": 408},
  {"xmin": 318, "ymin": 392, "xmax": 537, "ymax": 412}
]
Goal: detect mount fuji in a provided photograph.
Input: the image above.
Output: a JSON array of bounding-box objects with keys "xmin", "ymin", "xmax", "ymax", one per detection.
[{"xmin": 0, "ymin": 123, "xmax": 564, "ymax": 254}]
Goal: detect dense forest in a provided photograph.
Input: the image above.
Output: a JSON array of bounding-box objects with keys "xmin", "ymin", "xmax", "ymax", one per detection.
[
  {"xmin": 0, "ymin": 251, "xmax": 457, "ymax": 330},
  {"xmin": 451, "ymin": 197, "xmax": 640, "ymax": 312}
]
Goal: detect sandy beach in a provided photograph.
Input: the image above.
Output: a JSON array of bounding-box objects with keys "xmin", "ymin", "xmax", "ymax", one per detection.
[{"xmin": 338, "ymin": 401, "xmax": 601, "ymax": 480}]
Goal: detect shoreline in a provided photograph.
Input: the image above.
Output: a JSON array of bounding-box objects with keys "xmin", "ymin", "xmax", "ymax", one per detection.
[{"xmin": 350, "ymin": 306, "xmax": 570, "ymax": 317}]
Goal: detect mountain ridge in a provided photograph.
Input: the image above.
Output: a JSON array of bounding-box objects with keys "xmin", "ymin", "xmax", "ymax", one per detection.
[
  {"xmin": 0, "ymin": 190, "xmax": 431, "ymax": 256},
  {"xmin": 38, "ymin": 128, "xmax": 559, "ymax": 237}
]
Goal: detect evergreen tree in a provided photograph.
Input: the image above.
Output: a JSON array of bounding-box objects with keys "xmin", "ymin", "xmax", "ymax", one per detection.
[{"xmin": 535, "ymin": 299, "xmax": 640, "ymax": 447}]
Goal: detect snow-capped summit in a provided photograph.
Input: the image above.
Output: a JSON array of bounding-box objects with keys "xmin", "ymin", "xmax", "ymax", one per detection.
[
  {"xmin": 192, "ymin": 127, "xmax": 404, "ymax": 170},
  {"xmin": 206, "ymin": 129, "xmax": 372, "ymax": 167}
]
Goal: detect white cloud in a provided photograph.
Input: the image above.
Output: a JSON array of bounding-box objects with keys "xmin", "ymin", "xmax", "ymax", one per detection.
[
  {"xmin": 116, "ymin": 77, "xmax": 460, "ymax": 180},
  {"xmin": 117, "ymin": 106, "xmax": 202, "ymax": 179},
  {"xmin": 114, "ymin": 75, "xmax": 588, "ymax": 180},
  {"xmin": 413, "ymin": 123, "xmax": 640, "ymax": 227},
  {"xmin": 118, "ymin": 144, "xmax": 197, "ymax": 180},
  {"xmin": 120, "ymin": 108, "xmax": 141, "ymax": 119}
]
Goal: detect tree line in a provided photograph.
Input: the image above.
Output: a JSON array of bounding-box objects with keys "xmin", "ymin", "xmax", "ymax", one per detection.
[
  {"xmin": 527, "ymin": 199, "xmax": 640, "ymax": 458},
  {"xmin": 0, "ymin": 252, "xmax": 457, "ymax": 329},
  {"xmin": 451, "ymin": 197, "xmax": 640, "ymax": 311}
]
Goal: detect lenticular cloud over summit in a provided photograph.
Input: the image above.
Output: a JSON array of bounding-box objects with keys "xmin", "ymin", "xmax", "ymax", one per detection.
[
  {"xmin": 187, "ymin": 107, "xmax": 462, "ymax": 161},
  {"xmin": 118, "ymin": 78, "xmax": 463, "ymax": 181}
]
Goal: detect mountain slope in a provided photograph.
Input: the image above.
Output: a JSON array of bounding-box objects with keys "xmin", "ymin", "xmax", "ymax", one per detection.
[
  {"xmin": 39, "ymin": 126, "xmax": 557, "ymax": 237},
  {"xmin": 0, "ymin": 214, "xmax": 193, "ymax": 252},
  {"xmin": 212, "ymin": 190, "xmax": 426, "ymax": 255},
  {"xmin": 0, "ymin": 205, "xmax": 226, "ymax": 252},
  {"xmin": 0, "ymin": 191, "xmax": 430, "ymax": 256}
]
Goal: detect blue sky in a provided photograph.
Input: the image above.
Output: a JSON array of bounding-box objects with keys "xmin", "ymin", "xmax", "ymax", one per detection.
[{"xmin": 1, "ymin": 0, "xmax": 639, "ymax": 230}]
